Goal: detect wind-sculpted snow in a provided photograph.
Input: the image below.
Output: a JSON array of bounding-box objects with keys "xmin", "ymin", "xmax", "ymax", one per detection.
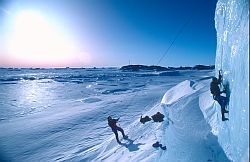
[
  {"xmin": 161, "ymin": 80, "xmax": 196, "ymax": 106},
  {"xmin": 214, "ymin": 0, "xmax": 249, "ymax": 161}
]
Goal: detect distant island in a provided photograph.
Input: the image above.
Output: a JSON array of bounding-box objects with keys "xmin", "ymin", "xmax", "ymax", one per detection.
[{"xmin": 120, "ymin": 64, "xmax": 215, "ymax": 71}]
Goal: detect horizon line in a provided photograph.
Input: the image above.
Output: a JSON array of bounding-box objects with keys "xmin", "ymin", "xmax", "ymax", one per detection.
[{"xmin": 0, "ymin": 64, "xmax": 215, "ymax": 69}]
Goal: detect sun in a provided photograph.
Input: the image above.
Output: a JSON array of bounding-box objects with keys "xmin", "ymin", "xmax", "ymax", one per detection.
[{"xmin": 5, "ymin": 10, "xmax": 78, "ymax": 67}]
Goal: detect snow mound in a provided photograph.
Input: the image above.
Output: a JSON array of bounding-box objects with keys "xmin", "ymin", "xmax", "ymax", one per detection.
[{"xmin": 161, "ymin": 80, "xmax": 196, "ymax": 106}]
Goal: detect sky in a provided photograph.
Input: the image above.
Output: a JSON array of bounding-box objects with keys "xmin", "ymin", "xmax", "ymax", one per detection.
[{"xmin": 0, "ymin": 0, "xmax": 217, "ymax": 68}]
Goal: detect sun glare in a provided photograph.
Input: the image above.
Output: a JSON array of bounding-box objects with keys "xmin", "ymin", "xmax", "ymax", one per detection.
[{"xmin": 5, "ymin": 10, "xmax": 80, "ymax": 67}]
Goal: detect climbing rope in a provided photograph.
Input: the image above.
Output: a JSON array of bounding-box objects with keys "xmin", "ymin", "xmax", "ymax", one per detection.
[
  {"xmin": 156, "ymin": 6, "xmax": 198, "ymax": 66},
  {"xmin": 114, "ymin": 3, "xmax": 201, "ymax": 132}
]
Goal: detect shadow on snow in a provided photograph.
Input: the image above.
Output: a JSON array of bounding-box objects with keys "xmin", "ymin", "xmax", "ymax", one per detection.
[{"xmin": 119, "ymin": 138, "xmax": 145, "ymax": 152}]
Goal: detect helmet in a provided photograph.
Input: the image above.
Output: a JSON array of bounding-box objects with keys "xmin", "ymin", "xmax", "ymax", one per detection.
[{"xmin": 212, "ymin": 77, "xmax": 217, "ymax": 82}]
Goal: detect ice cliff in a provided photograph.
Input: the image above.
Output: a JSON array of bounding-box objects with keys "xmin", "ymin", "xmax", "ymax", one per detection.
[{"xmin": 213, "ymin": 0, "xmax": 249, "ymax": 161}]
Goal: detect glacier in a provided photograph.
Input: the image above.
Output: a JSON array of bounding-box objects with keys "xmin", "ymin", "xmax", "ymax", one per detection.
[{"xmin": 214, "ymin": 0, "xmax": 249, "ymax": 161}]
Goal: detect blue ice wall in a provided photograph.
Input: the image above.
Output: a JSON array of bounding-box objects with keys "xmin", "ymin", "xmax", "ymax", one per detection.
[{"xmin": 214, "ymin": 0, "xmax": 249, "ymax": 161}]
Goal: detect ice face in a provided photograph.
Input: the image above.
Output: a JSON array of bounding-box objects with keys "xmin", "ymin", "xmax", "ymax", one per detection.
[{"xmin": 214, "ymin": 0, "xmax": 249, "ymax": 161}]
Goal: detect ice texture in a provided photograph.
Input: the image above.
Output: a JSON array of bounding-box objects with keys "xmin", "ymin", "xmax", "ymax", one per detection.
[{"xmin": 214, "ymin": 0, "xmax": 249, "ymax": 161}]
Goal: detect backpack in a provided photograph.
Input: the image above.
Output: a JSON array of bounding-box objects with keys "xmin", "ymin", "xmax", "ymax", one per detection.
[{"xmin": 210, "ymin": 82, "xmax": 220, "ymax": 96}]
